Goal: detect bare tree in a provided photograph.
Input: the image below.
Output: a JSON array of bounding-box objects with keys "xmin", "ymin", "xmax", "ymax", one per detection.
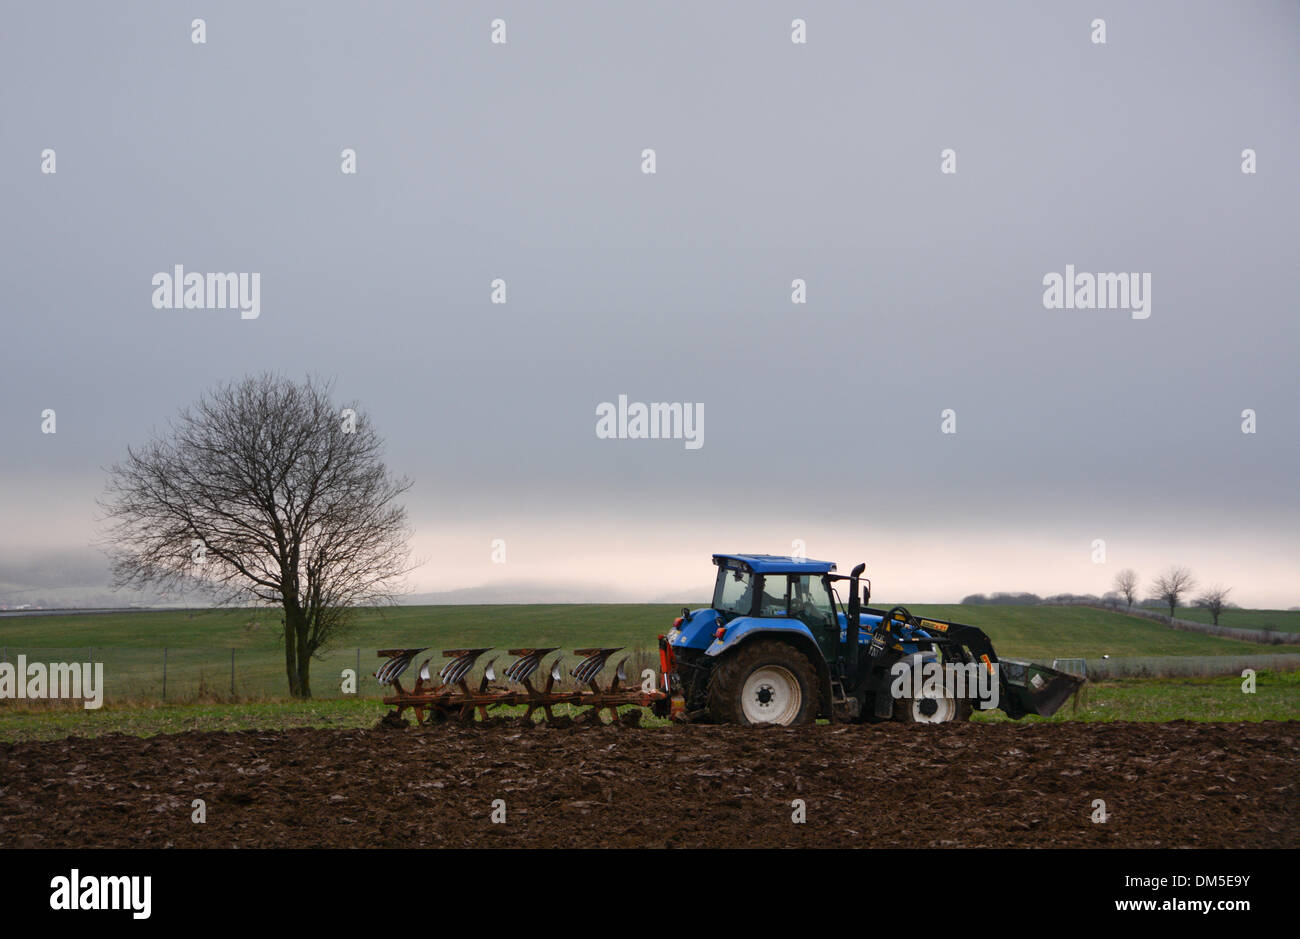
[
  {"xmin": 1113, "ymin": 568, "xmax": 1139, "ymax": 608},
  {"xmin": 101, "ymin": 374, "xmax": 414, "ymax": 697},
  {"xmin": 1195, "ymin": 585, "xmax": 1232, "ymax": 626},
  {"xmin": 1151, "ymin": 566, "xmax": 1197, "ymax": 619}
]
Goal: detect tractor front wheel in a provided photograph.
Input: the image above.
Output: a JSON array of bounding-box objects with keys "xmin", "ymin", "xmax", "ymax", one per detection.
[
  {"xmin": 894, "ymin": 691, "xmax": 972, "ymax": 724},
  {"xmin": 707, "ymin": 640, "xmax": 818, "ymax": 726}
]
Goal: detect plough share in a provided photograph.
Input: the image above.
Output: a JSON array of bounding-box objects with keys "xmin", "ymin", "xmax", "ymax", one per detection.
[{"xmin": 376, "ymin": 646, "xmax": 667, "ymax": 726}]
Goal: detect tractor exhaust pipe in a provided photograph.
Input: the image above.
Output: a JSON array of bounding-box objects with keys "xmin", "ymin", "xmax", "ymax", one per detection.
[{"xmin": 845, "ymin": 562, "xmax": 867, "ymax": 681}]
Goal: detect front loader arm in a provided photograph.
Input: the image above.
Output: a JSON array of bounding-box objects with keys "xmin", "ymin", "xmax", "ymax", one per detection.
[{"xmin": 870, "ymin": 609, "xmax": 1083, "ymax": 718}]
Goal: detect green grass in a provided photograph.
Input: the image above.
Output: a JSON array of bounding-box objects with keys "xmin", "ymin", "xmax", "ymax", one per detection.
[
  {"xmin": 971, "ymin": 669, "xmax": 1300, "ymax": 724},
  {"xmin": 0, "ymin": 603, "xmax": 1288, "ymax": 702},
  {"xmin": 0, "ymin": 604, "xmax": 683, "ymax": 652},
  {"xmin": 889, "ymin": 604, "xmax": 1285, "ymax": 659},
  {"xmin": 0, "ymin": 604, "xmax": 684, "ymax": 700},
  {"xmin": 1, "ymin": 670, "xmax": 1295, "ymax": 742},
  {"xmin": 1165, "ymin": 607, "xmax": 1300, "ymax": 633}
]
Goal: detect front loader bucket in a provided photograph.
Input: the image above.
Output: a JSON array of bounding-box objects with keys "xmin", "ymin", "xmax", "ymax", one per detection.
[{"xmin": 998, "ymin": 659, "xmax": 1085, "ymax": 718}]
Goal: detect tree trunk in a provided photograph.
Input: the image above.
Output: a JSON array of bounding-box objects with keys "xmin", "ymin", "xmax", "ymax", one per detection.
[
  {"xmin": 283, "ymin": 620, "xmax": 301, "ymax": 697},
  {"xmin": 296, "ymin": 634, "xmax": 313, "ymax": 698},
  {"xmin": 282, "ymin": 603, "xmax": 311, "ymax": 698}
]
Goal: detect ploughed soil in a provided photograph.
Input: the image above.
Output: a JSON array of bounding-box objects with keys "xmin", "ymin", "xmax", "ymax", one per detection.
[{"xmin": 1, "ymin": 721, "xmax": 1296, "ymax": 848}]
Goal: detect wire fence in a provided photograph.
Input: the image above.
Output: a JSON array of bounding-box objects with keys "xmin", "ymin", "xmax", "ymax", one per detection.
[
  {"xmin": 2, "ymin": 645, "xmax": 1295, "ymax": 706},
  {"xmin": 1053, "ymin": 653, "xmax": 1300, "ymax": 680},
  {"xmin": 0, "ymin": 646, "xmax": 385, "ymax": 702},
  {"xmin": 0, "ymin": 646, "xmax": 664, "ymax": 704}
]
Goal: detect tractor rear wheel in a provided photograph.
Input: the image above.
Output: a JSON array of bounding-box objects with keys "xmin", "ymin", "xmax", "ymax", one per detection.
[{"xmin": 707, "ymin": 640, "xmax": 819, "ymax": 726}]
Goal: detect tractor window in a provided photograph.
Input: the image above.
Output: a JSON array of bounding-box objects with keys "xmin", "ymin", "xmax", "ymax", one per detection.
[
  {"xmin": 713, "ymin": 568, "xmax": 757, "ymax": 616},
  {"xmin": 757, "ymin": 575, "xmax": 790, "ymax": 617},
  {"xmin": 789, "ymin": 574, "xmax": 835, "ymax": 629}
]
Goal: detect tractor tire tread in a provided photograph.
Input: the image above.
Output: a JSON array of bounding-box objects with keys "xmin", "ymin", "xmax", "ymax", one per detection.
[{"xmin": 706, "ymin": 639, "xmax": 819, "ymax": 726}]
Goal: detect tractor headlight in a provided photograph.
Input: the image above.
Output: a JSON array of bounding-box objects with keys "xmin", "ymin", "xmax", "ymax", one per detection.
[{"xmin": 666, "ymin": 627, "xmax": 681, "ymax": 643}]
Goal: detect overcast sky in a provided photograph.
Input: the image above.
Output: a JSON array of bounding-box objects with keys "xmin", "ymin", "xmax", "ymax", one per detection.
[{"xmin": 2, "ymin": 1, "xmax": 1297, "ymax": 608}]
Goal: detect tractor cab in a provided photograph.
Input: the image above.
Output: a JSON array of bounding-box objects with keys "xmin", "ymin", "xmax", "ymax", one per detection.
[{"xmin": 709, "ymin": 554, "xmax": 841, "ymax": 662}]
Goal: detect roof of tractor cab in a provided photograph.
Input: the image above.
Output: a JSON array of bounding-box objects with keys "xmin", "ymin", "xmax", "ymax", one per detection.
[{"xmin": 712, "ymin": 553, "xmax": 837, "ymax": 574}]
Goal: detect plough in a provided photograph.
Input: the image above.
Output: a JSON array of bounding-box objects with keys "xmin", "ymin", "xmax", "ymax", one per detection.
[{"xmin": 376, "ymin": 646, "xmax": 667, "ymax": 726}]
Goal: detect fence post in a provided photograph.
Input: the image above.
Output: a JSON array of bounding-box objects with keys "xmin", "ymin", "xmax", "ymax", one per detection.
[
  {"xmin": 162, "ymin": 647, "xmax": 168, "ymax": 701},
  {"xmin": 230, "ymin": 649, "xmax": 236, "ymax": 697}
]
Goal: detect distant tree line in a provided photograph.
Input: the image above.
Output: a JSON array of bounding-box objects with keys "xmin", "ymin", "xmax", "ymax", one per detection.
[
  {"xmin": 961, "ymin": 592, "xmax": 1099, "ymax": 606},
  {"xmin": 962, "ymin": 565, "xmax": 1240, "ymax": 626}
]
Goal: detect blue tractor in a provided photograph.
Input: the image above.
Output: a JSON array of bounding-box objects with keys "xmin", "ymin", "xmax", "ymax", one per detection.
[{"xmin": 655, "ymin": 554, "xmax": 1084, "ymax": 726}]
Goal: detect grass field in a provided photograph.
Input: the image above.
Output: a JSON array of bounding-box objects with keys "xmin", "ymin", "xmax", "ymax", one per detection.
[
  {"xmin": 1164, "ymin": 606, "xmax": 1300, "ymax": 633},
  {"xmin": 1, "ymin": 670, "xmax": 1295, "ymax": 742},
  {"xmin": 881, "ymin": 604, "xmax": 1286, "ymax": 658},
  {"xmin": 0, "ymin": 603, "xmax": 1291, "ymax": 702},
  {"xmin": 0, "ymin": 604, "xmax": 688, "ymax": 700}
]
